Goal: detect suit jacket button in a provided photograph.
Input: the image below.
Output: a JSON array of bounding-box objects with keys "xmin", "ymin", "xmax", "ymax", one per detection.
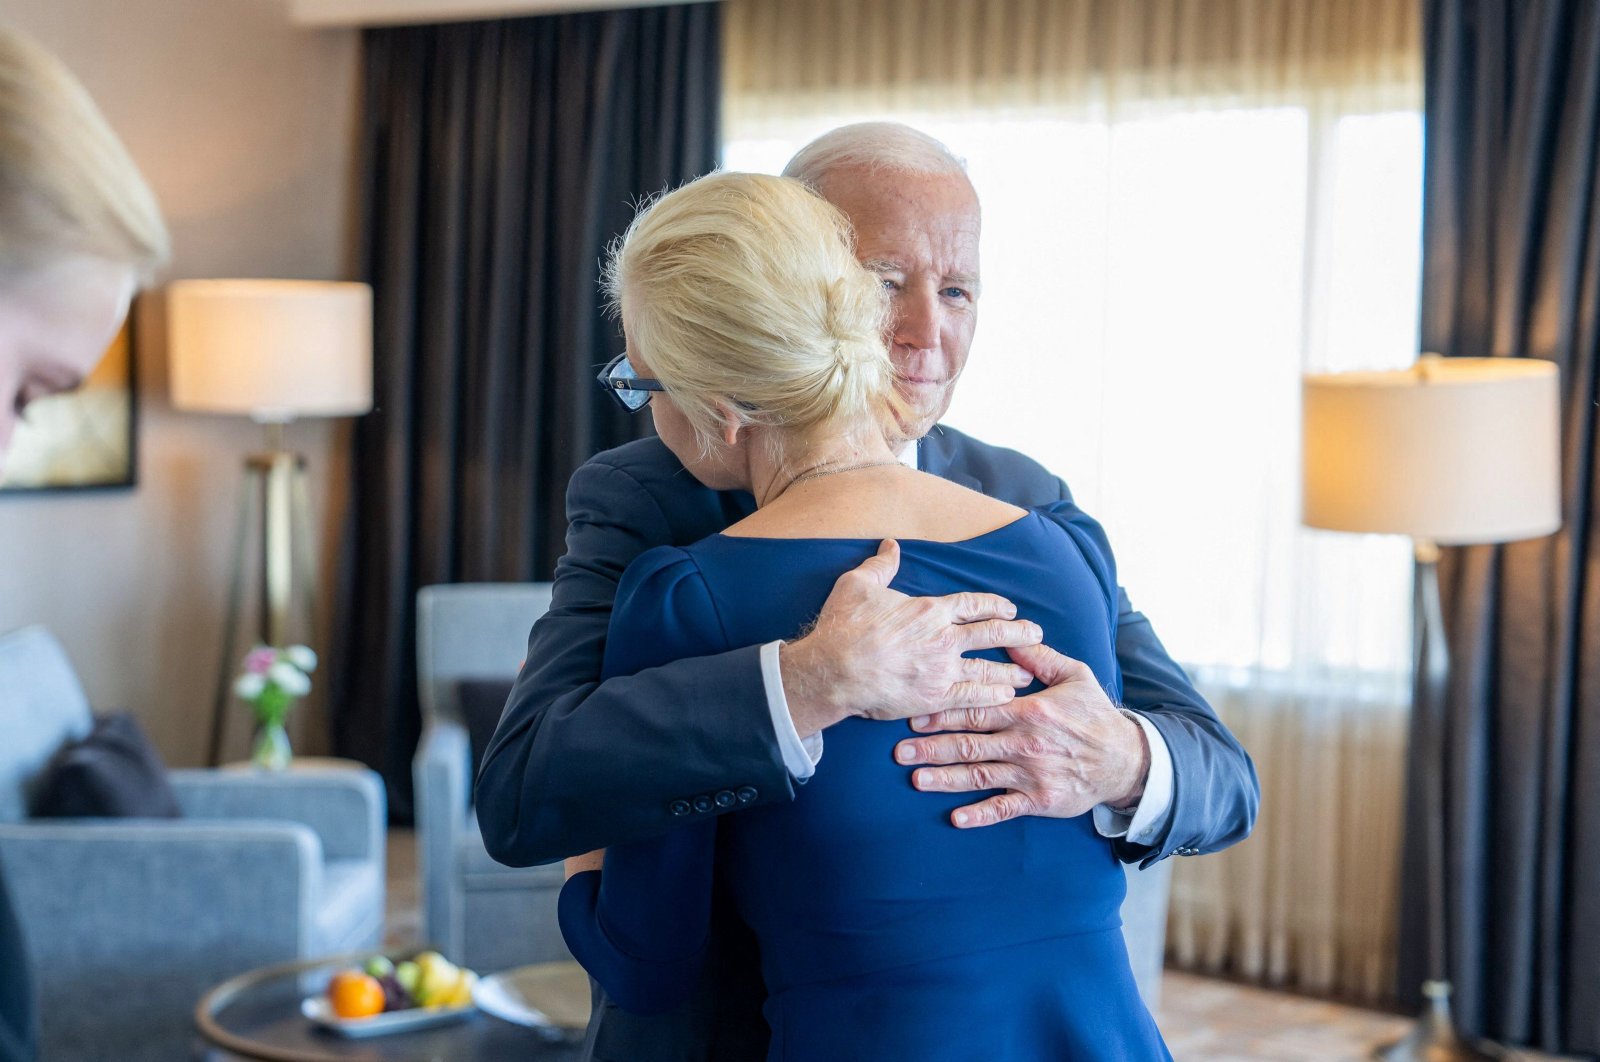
[
  {"xmin": 736, "ymin": 786, "xmax": 758, "ymax": 804},
  {"xmin": 670, "ymin": 799, "xmax": 692, "ymax": 817},
  {"xmin": 693, "ymin": 794, "xmax": 714, "ymax": 813},
  {"xmin": 714, "ymin": 790, "xmax": 736, "ymax": 808}
]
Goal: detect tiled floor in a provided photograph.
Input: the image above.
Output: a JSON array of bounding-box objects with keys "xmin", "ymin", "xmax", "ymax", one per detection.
[
  {"xmin": 1159, "ymin": 972, "xmax": 1410, "ymax": 1061},
  {"xmin": 1156, "ymin": 976, "xmax": 1583, "ymax": 1062},
  {"xmin": 383, "ymin": 829, "xmax": 1574, "ymax": 1061}
]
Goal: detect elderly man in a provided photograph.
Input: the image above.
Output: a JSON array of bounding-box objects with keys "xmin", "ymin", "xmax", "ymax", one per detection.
[{"xmin": 477, "ymin": 122, "xmax": 1257, "ymax": 1060}]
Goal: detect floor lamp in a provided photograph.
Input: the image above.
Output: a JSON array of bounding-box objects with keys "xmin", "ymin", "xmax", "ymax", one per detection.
[
  {"xmin": 1301, "ymin": 354, "xmax": 1560, "ymax": 1062},
  {"xmin": 166, "ymin": 279, "xmax": 373, "ymax": 766}
]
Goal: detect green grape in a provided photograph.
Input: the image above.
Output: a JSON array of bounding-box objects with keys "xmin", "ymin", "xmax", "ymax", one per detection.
[{"xmin": 395, "ymin": 960, "xmax": 421, "ymax": 998}]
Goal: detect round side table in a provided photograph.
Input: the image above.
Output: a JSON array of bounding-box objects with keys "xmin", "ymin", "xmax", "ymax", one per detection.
[{"xmin": 194, "ymin": 953, "xmax": 583, "ymax": 1062}]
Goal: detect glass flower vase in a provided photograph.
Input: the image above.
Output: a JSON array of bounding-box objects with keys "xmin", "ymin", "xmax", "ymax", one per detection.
[{"xmin": 251, "ymin": 721, "xmax": 292, "ymax": 771}]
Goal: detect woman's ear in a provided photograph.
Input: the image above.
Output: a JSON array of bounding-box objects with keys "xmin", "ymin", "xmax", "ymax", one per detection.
[{"xmin": 716, "ymin": 402, "xmax": 744, "ymax": 448}]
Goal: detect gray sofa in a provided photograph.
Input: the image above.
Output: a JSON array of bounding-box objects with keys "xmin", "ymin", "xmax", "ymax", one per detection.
[{"xmin": 0, "ymin": 625, "xmax": 386, "ymax": 1061}]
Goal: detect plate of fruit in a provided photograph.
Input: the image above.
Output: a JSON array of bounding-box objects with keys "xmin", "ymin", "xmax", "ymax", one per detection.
[{"xmin": 302, "ymin": 951, "xmax": 479, "ymax": 1037}]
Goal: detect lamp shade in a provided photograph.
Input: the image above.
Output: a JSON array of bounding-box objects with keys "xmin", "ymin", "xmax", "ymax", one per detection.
[
  {"xmin": 167, "ymin": 279, "xmax": 373, "ymax": 422},
  {"xmin": 1302, "ymin": 356, "xmax": 1560, "ymax": 545}
]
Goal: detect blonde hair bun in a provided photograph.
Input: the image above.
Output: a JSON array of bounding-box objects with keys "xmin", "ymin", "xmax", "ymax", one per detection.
[{"xmin": 606, "ymin": 171, "xmax": 903, "ymax": 450}]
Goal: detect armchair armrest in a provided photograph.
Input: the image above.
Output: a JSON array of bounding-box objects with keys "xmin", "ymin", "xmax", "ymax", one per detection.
[
  {"xmin": 169, "ymin": 766, "xmax": 385, "ymax": 862},
  {"xmin": 417, "ymin": 717, "xmax": 471, "ymax": 825},
  {"xmin": 0, "ymin": 820, "xmax": 321, "ymax": 1057},
  {"xmin": 414, "ymin": 717, "xmax": 471, "ymax": 952},
  {"xmin": 0, "ymin": 820, "xmax": 319, "ymax": 959}
]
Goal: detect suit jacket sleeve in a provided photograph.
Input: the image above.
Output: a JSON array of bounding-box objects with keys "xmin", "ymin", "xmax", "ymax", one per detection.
[
  {"xmin": 476, "ymin": 456, "xmax": 793, "ymax": 868},
  {"xmin": 557, "ymin": 548, "xmax": 725, "ymax": 1014},
  {"xmin": 1043, "ymin": 477, "xmax": 1261, "ymax": 869}
]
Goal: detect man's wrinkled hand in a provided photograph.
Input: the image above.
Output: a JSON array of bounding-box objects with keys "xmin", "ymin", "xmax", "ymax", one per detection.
[
  {"xmin": 894, "ymin": 642, "xmax": 1151, "ymax": 828},
  {"xmin": 779, "ymin": 540, "xmax": 1043, "ymax": 736}
]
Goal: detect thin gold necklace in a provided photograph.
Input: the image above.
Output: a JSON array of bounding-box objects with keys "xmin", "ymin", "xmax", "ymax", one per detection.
[{"xmin": 783, "ymin": 458, "xmax": 903, "ymax": 491}]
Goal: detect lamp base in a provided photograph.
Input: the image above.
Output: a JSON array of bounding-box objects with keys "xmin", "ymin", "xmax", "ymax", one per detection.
[
  {"xmin": 1373, "ymin": 981, "xmax": 1507, "ymax": 1062},
  {"xmin": 206, "ymin": 446, "xmax": 318, "ymax": 766}
]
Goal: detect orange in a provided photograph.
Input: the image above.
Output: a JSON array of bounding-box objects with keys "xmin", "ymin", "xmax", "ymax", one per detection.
[{"xmin": 328, "ymin": 970, "xmax": 386, "ymax": 1019}]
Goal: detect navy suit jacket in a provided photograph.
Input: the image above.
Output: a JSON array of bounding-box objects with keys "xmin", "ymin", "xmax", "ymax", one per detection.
[{"xmin": 477, "ymin": 424, "xmax": 1258, "ymax": 1061}]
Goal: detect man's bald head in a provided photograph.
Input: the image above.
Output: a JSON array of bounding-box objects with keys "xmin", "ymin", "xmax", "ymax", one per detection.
[{"xmin": 783, "ymin": 121, "xmax": 970, "ymax": 190}]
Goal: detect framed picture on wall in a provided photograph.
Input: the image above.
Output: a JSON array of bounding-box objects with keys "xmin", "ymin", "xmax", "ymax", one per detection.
[{"xmin": 0, "ymin": 315, "xmax": 137, "ymax": 493}]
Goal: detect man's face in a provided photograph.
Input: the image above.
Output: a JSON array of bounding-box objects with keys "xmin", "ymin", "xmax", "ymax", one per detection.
[
  {"xmin": 0, "ymin": 256, "xmax": 136, "ymax": 471},
  {"xmin": 816, "ymin": 166, "xmax": 981, "ymax": 438}
]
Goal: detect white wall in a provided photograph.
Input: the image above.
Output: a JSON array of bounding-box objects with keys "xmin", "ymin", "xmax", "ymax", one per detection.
[{"xmin": 0, "ymin": 0, "xmax": 361, "ymax": 765}]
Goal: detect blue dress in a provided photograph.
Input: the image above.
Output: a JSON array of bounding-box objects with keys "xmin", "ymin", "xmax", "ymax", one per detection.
[{"xmin": 559, "ymin": 502, "xmax": 1173, "ymax": 1061}]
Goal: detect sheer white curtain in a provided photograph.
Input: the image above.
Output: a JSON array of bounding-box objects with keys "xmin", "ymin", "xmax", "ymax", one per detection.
[{"xmin": 725, "ymin": 0, "xmax": 1421, "ymax": 1002}]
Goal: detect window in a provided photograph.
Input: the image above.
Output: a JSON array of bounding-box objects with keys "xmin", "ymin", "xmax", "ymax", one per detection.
[{"xmin": 726, "ymin": 108, "xmax": 1422, "ymax": 678}]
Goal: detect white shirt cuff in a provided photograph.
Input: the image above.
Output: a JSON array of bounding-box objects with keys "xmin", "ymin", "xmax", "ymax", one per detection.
[
  {"xmin": 760, "ymin": 640, "xmax": 822, "ymax": 780},
  {"xmin": 1091, "ymin": 710, "xmax": 1173, "ymax": 846}
]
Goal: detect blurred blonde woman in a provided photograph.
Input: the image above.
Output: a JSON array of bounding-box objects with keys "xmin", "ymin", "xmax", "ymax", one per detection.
[
  {"xmin": 559, "ymin": 172, "xmax": 1170, "ymax": 1061},
  {"xmin": 0, "ymin": 21, "xmax": 167, "ymax": 466},
  {"xmin": 0, "ymin": 22, "xmax": 167, "ymax": 1061}
]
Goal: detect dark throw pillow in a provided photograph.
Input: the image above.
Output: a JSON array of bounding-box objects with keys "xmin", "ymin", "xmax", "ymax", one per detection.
[
  {"xmin": 31, "ymin": 711, "xmax": 181, "ymax": 819},
  {"xmin": 456, "ymin": 678, "xmax": 516, "ymax": 804}
]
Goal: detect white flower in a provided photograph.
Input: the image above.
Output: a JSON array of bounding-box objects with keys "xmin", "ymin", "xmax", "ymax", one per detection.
[
  {"xmin": 234, "ymin": 673, "xmax": 267, "ymax": 700},
  {"xmin": 269, "ymin": 661, "xmax": 313, "ymax": 696},
  {"xmin": 285, "ymin": 645, "xmax": 318, "ymax": 673}
]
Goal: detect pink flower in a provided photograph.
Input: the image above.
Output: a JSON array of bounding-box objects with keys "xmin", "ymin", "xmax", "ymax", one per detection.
[{"xmin": 245, "ymin": 646, "xmax": 277, "ymax": 675}]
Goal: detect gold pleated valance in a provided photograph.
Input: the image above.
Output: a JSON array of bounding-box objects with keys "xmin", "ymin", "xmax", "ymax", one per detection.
[{"xmin": 725, "ymin": 0, "xmax": 1420, "ymax": 126}]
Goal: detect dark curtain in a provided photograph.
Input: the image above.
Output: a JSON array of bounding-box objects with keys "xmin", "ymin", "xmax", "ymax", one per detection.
[
  {"xmin": 332, "ymin": 4, "xmax": 721, "ymax": 820},
  {"xmin": 1404, "ymin": 0, "xmax": 1600, "ymax": 1053}
]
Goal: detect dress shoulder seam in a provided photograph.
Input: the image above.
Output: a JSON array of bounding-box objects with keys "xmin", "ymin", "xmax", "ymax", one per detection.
[{"xmin": 683, "ymin": 549, "xmax": 735, "ymax": 654}]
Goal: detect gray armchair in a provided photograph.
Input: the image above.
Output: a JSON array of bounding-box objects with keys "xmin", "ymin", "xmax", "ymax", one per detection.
[
  {"xmin": 1122, "ymin": 857, "xmax": 1172, "ymax": 1009},
  {"xmin": 0, "ymin": 625, "xmax": 386, "ymax": 1061},
  {"xmin": 414, "ymin": 583, "xmax": 570, "ymax": 975}
]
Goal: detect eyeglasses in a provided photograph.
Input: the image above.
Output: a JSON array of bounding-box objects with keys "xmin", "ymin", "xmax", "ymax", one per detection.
[{"xmin": 595, "ymin": 353, "xmax": 666, "ymax": 413}]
